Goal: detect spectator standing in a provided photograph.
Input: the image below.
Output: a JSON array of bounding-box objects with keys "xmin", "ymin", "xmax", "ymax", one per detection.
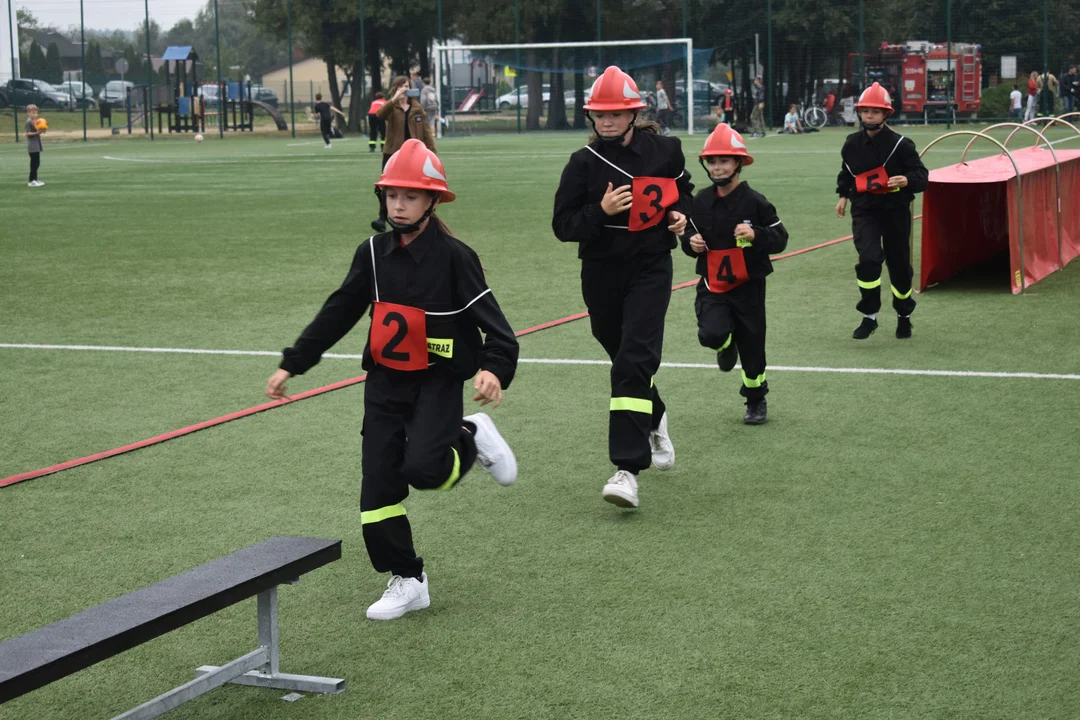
[{"xmin": 750, "ymin": 76, "xmax": 766, "ymax": 137}]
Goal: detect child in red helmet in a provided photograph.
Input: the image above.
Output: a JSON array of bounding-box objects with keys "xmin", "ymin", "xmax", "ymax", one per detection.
[
  {"xmin": 552, "ymin": 65, "xmax": 695, "ymax": 510},
  {"xmin": 683, "ymin": 123, "xmax": 788, "ymax": 425},
  {"xmin": 267, "ymin": 139, "xmax": 519, "ymax": 620},
  {"xmin": 835, "ymin": 82, "xmax": 928, "ymax": 340}
]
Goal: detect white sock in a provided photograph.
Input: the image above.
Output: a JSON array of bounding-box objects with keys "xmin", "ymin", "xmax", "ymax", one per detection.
[{"xmin": 865, "ymin": 313, "xmax": 877, "ymax": 321}]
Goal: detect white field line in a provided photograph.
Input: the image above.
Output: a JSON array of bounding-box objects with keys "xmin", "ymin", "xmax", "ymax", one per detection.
[{"xmin": 2, "ymin": 343, "xmax": 1079, "ymax": 381}]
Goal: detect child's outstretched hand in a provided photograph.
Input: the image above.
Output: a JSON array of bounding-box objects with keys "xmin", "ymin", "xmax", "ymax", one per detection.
[
  {"xmin": 473, "ymin": 370, "xmax": 503, "ymax": 408},
  {"xmin": 667, "ymin": 210, "xmax": 688, "ymax": 236},
  {"xmin": 688, "ymin": 233, "xmax": 707, "ymax": 253},
  {"xmin": 265, "ymin": 369, "xmax": 293, "ymax": 401}
]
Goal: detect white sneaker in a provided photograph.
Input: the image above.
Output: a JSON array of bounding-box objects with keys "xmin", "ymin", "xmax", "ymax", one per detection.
[
  {"xmin": 35, "ymin": 180, "xmax": 45, "ymax": 186},
  {"xmin": 366, "ymin": 572, "xmax": 430, "ymax": 620},
  {"xmin": 650, "ymin": 412, "xmax": 675, "ymax": 470},
  {"xmin": 465, "ymin": 412, "xmax": 517, "ymax": 486},
  {"xmin": 325, "ymin": 142, "xmax": 332, "ymax": 149},
  {"xmin": 602, "ymin": 470, "xmax": 639, "ymax": 508},
  {"xmin": 28, "ymin": 182, "xmax": 35, "ymax": 187}
]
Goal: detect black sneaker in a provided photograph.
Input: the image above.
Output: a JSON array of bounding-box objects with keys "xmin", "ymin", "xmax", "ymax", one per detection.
[
  {"xmin": 744, "ymin": 399, "xmax": 768, "ymax": 425},
  {"xmin": 896, "ymin": 316, "xmax": 912, "ymax": 339},
  {"xmin": 371, "ymin": 218, "xmax": 387, "ymax": 233},
  {"xmin": 852, "ymin": 317, "xmax": 878, "ymax": 340},
  {"xmin": 717, "ymin": 343, "xmax": 739, "ymax": 372}
]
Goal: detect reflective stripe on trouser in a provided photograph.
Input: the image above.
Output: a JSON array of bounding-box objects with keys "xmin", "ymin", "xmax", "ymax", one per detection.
[
  {"xmin": 360, "ymin": 367, "xmax": 477, "ymax": 577},
  {"xmin": 582, "ymin": 252, "xmax": 672, "ymax": 474},
  {"xmin": 851, "ymin": 206, "xmax": 916, "ymax": 316},
  {"xmin": 694, "ymin": 279, "xmax": 769, "ymax": 403}
]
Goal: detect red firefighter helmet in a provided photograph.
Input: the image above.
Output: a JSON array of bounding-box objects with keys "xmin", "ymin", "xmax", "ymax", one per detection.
[
  {"xmin": 855, "ymin": 82, "xmax": 893, "ymax": 114},
  {"xmin": 583, "ymin": 66, "xmax": 648, "ymax": 112},
  {"xmin": 374, "ymin": 138, "xmax": 456, "ymax": 203},
  {"xmin": 699, "ymin": 123, "xmax": 754, "ymax": 166}
]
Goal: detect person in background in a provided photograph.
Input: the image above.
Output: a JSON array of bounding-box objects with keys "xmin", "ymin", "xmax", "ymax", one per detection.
[
  {"xmin": 1025, "ymin": 71, "xmax": 1039, "ymax": 122},
  {"xmin": 1038, "ymin": 71, "xmax": 1058, "ymax": 116},
  {"xmin": 421, "ymin": 77, "xmax": 440, "ymax": 138},
  {"xmin": 715, "ymin": 87, "xmax": 735, "ymax": 125},
  {"xmin": 782, "ymin": 104, "xmax": 803, "ymax": 134},
  {"xmin": 312, "ymin": 93, "xmax": 346, "ymax": 149},
  {"xmin": 1009, "ymin": 84, "xmax": 1023, "ymax": 120},
  {"xmin": 654, "ymin": 80, "xmax": 673, "ymax": 133},
  {"xmin": 1064, "ymin": 66, "xmax": 1079, "ymax": 116},
  {"xmin": 367, "ymin": 92, "xmax": 387, "ymax": 153},
  {"xmin": 411, "ymin": 72, "xmax": 424, "ymax": 91},
  {"xmin": 25, "ymin": 104, "xmax": 45, "ymax": 187},
  {"xmin": 750, "ymin": 76, "xmax": 766, "ymax": 137}
]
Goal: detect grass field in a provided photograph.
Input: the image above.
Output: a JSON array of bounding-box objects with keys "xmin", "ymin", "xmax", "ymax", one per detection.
[{"xmin": 2, "ymin": 125, "xmax": 1080, "ymax": 719}]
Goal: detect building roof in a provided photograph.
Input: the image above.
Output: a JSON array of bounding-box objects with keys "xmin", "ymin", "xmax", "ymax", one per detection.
[{"xmin": 32, "ymin": 30, "xmax": 115, "ymax": 59}]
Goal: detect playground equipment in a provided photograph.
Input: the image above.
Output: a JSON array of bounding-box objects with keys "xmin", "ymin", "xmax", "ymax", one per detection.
[{"xmin": 155, "ymin": 46, "xmax": 288, "ymax": 135}]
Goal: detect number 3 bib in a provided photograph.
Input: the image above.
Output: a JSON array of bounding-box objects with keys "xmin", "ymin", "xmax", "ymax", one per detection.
[
  {"xmin": 706, "ymin": 248, "xmax": 749, "ymax": 293},
  {"xmin": 587, "ymin": 146, "xmax": 681, "ymax": 232}
]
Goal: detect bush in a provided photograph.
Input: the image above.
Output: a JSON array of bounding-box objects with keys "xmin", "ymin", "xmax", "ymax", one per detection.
[{"xmin": 980, "ymin": 82, "xmax": 1063, "ymax": 120}]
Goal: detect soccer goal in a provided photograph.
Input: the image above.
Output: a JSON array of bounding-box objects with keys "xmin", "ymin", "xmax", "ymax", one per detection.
[{"xmin": 434, "ymin": 38, "xmax": 712, "ymax": 138}]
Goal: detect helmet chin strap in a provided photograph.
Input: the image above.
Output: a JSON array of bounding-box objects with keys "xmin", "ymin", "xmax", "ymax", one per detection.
[
  {"xmin": 589, "ymin": 111, "xmax": 638, "ymax": 145},
  {"xmin": 377, "ymin": 189, "xmax": 439, "ymax": 234},
  {"xmin": 699, "ymin": 157, "xmax": 743, "ymax": 187}
]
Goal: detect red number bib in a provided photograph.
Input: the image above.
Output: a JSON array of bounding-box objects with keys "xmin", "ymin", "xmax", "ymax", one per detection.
[
  {"xmin": 370, "ymin": 302, "xmax": 428, "ymax": 371},
  {"xmin": 706, "ymin": 248, "xmax": 750, "ymax": 293},
  {"xmin": 629, "ymin": 176, "xmax": 679, "ymax": 231},
  {"xmin": 854, "ymin": 166, "xmax": 897, "ymax": 195}
]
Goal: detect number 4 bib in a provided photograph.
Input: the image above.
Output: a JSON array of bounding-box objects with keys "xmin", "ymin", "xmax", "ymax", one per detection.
[{"xmin": 706, "ymin": 248, "xmax": 749, "ymax": 293}]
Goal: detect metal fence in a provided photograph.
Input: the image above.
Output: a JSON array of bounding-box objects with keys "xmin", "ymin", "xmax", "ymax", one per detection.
[{"xmin": 3, "ymin": 0, "xmax": 1078, "ymax": 142}]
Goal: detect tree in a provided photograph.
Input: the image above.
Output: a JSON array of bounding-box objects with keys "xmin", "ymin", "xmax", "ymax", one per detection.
[
  {"xmin": 133, "ymin": 20, "xmax": 165, "ymax": 57},
  {"xmin": 45, "ymin": 42, "xmax": 65, "ymax": 84},
  {"xmin": 26, "ymin": 42, "xmax": 47, "ymax": 81},
  {"xmin": 86, "ymin": 41, "xmax": 107, "ymax": 89}
]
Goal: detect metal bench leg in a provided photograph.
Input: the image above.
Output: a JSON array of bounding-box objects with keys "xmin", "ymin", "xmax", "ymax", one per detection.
[{"xmin": 193, "ymin": 586, "xmax": 344, "ymax": 695}]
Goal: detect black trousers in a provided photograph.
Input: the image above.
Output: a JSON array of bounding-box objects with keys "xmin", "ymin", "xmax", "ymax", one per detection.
[
  {"xmin": 695, "ymin": 278, "xmax": 769, "ymax": 403},
  {"xmin": 29, "ymin": 152, "xmax": 40, "ymax": 182},
  {"xmin": 360, "ymin": 366, "xmax": 478, "ymax": 579},
  {"xmin": 852, "ymin": 205, "xmax": 916, "ymax": 316},
  {"xmin": 581, "ymin": 252, "xmax": 671, "ymax": 474},
  {"xmin": 320, "ymin": 119, "xmax": 332, "ymax": 144},
  {"xmin": 368, "ymin": 114, "xmax": 386, "ymax": 148}
]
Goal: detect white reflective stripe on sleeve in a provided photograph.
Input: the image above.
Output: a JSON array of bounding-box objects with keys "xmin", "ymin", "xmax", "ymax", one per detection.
[
  {"xmin": 585, "ymin": 146, "xmax": 634, "ymax": 179},
  {"xmin": 845, "ymin": 162, "xmax": 856, "ymax": 177},
  {"xmin": 425, "ymin": 288, "xmax": 493, "ymax": 316},
  {"xmin": 604, "ymin": 224, "xmax": 630, "ymax": 230},
  {"xmin": 769, "ymin": 220, "xmax": 783, "ymax": 227}
]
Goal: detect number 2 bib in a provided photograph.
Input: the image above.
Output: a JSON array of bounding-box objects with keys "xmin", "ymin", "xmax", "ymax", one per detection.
[
  {"xmin": 370, "ymin": 302, "xmax": 428, "ymax": 371},
  {"xmin": 706, "ymin": 248, "xmax": 749, "ymax": 293}
]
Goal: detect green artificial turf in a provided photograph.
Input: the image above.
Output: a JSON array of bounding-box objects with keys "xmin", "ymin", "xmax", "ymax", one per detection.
[{"xmin": 2, "ymin": 127, "xmax": 1079, "ymax": 719}]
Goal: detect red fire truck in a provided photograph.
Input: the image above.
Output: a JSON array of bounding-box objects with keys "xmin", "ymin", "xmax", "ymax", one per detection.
[{"xmin": 848, "ymin": 41, "xmax": 983, "ymax": 120}]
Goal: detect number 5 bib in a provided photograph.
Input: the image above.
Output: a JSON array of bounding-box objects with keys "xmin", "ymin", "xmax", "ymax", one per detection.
[
  {"xmin": 854, "ymin": 166, "xmax": 898, "ymax": 195},
  {"xmin": 586, "ymin": 146, "xmax": 682, "ymax": 232},
  {"xmin": 706, "ymin": 248, "xmax": 749, "ymax": 293}
]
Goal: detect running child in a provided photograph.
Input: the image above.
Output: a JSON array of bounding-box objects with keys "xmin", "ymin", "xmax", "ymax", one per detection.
[
  {"xmin": 683, "ymin": 123, "xmax": 788, "ymax": 425},
  {"xmin": 312, "ymin": 93, "xmax": 346, "ymax": 148},
  {"xmin": 367, "ymin": 92, "xmax": 387, "ymax": 153},
  {"xmin": 835, "ymin": 82, "xmax": 928, "ymax": 340},
  {"xmin": 552, "ymin": 65, "xmax": 693, "ymax": 509},
  {"xmin": 267, "ymin": 139, "xmax": 519, "ymax": 620},
  {"xmin": 25, "ymin": 105, "xmax": 46, "ymax": 187}
]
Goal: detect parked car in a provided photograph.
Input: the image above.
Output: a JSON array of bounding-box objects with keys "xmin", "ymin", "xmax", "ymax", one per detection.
[
  {"xmin": 197, "ymin": 83, "xmax": 221, "ymax": 108},
  {"xmin": 0, "ymin": 78, "xmax": 72, "ymax": 109},
  {"xmin": 497, "ymin": 84, "xmax": 551, "ymax": 110},
  {"xmin": 99, "ymin": 80, "xmax": 135, "ymax": 107},
  {"xmin": 562, "ymin": 88, "xmax": 593, "ymax": 108},
  {"xmin": 248, "ymin": 86, "xmax": 279, "ymax": 107},
  {"xmin": 55, "ymin": 80, "xmax": 97, "ymax": 109}
]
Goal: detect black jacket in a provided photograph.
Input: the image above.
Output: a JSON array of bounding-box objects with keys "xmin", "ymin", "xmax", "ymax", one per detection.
[
  {"xmin": 280, "ymin": 222, "xmax": 518, "ymax": 388},
  {"xmin": 682, "ymin": 181, "xmax": 788, "ymax": 280},
  {"xmin": 835, "ymin": 125, "xmax": 928, "ymax": 210},
  {"xmin": 552, "ymin": 130, "xmax": 694, "ymax": 260}
]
